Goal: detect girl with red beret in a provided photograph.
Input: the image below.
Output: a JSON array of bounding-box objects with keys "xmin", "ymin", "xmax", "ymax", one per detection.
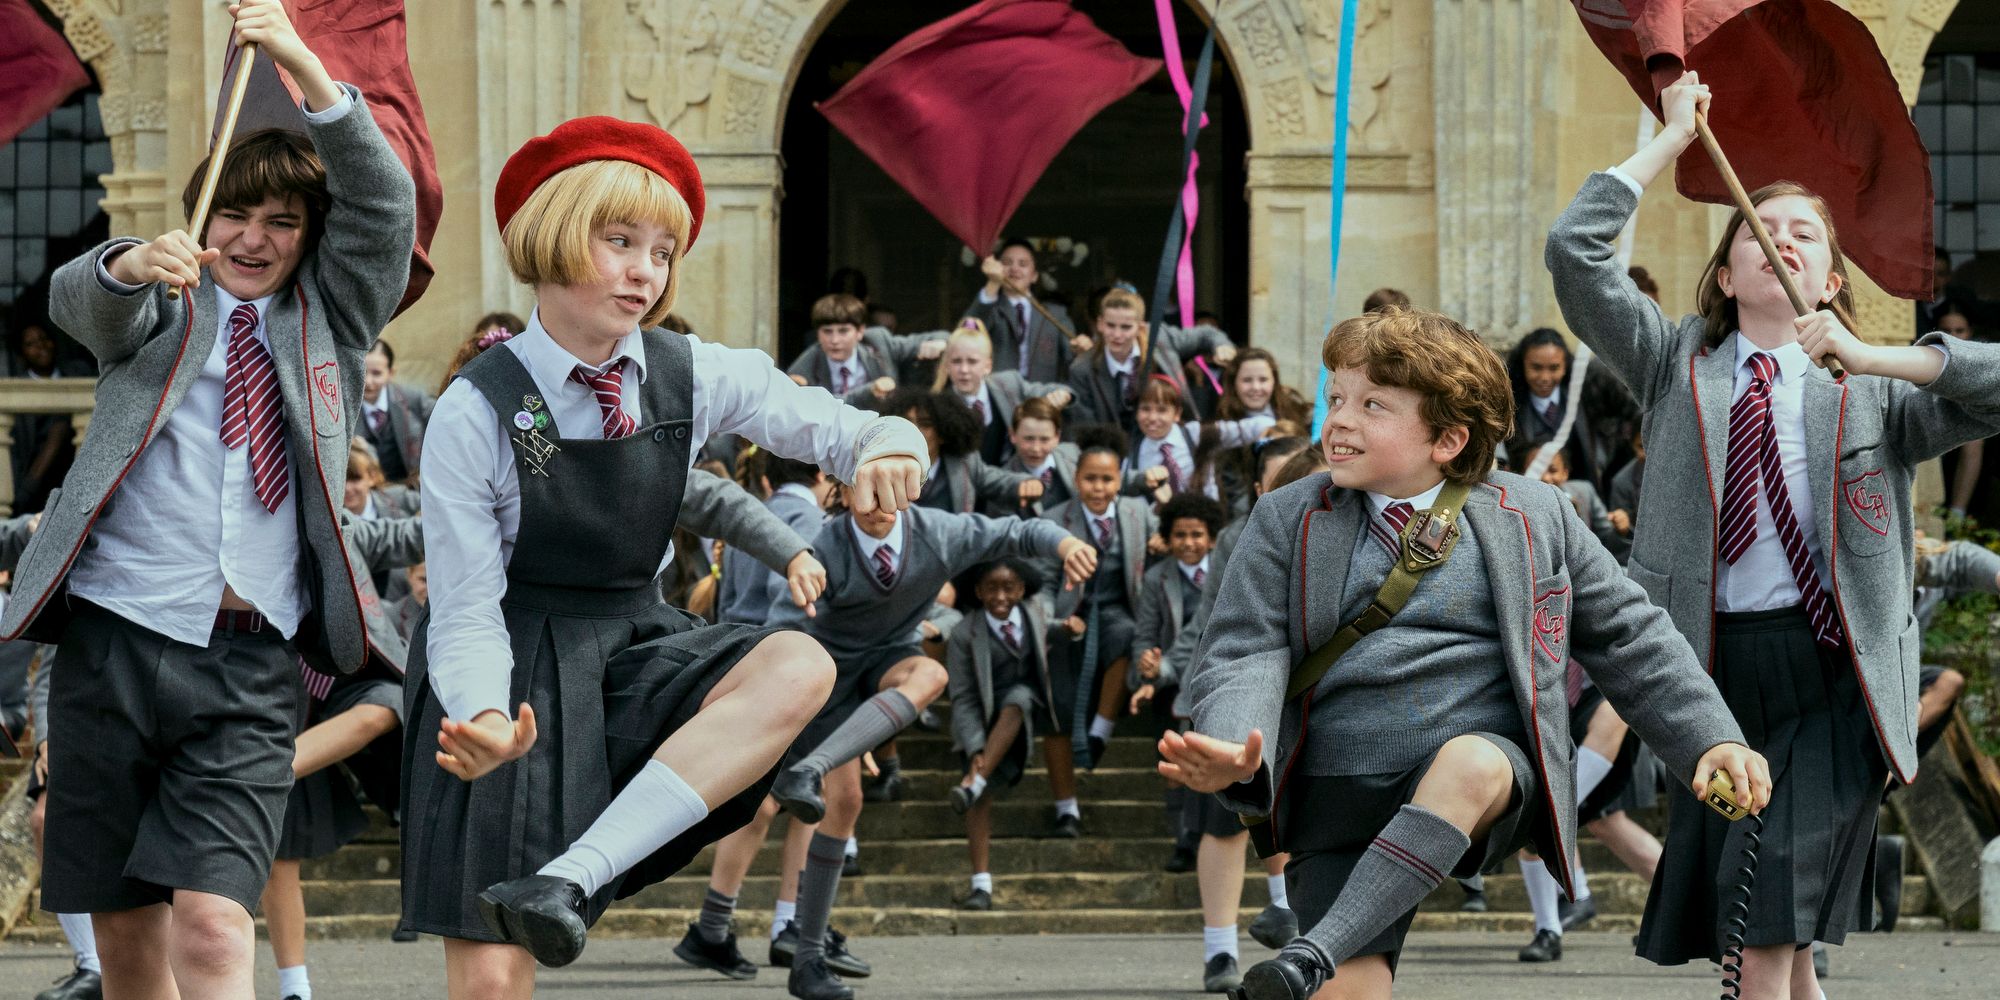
[{"xmin": 396, "ymin": 116, "xmax": 928, "ymax": 998}]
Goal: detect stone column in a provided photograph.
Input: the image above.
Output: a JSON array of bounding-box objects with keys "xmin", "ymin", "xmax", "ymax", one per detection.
[
  {"xmin": 1244, "ymin": 153, "xmax": 1335, "ymax": 376},
  {"xmin": 675, "ymin": 152, "xmax": 783, "ymax": 352},
  {"xmin": 1430, "ymin": 0, "xmax": 1560, "ymax": 346}
]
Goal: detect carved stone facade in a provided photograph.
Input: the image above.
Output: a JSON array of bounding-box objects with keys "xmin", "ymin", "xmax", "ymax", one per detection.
[{"xmin": 47, "ymin": 0, "xmax": 1961, "ymax": 384}]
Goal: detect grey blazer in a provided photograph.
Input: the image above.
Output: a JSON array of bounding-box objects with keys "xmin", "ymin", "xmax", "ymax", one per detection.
[
  {"xmin": 964, "ymin": 295, "xmax": 1074, "ymax": 383},
  {"xmin": 3, "ymin": 87, "xmax": 416, "ymax": 676},
  {"xmin": 1131, "ymin": 557, "xmax": 1200, "ymax": 690},
  {"xmin": 1915, "ymin": 539, "xmax": 2000, "ymax": 594},
  {"xmin": 1000, "ymin": 442, "xmax": 1078, "ymax": 518},
  {"xmin": 787, "ymin": 326, "xmax": 945, "ymax": 394},
  {"xmin": 716, "ymin": 486, "xmax": 826, "ymax": 625},
  {"xmin": 1547, "ymin": 171, "xmax": 2000, "ymax": 782},
  {"xmin": 681, "ymin": 468, "xmax": 810, "ymax": 576},
  {"xmin": 1066, "ymin": 325, "xmax": 1235, "ymax": 436},
  {"xmin": 1166, "ymin": 517, "xmax": 1242, "ymax": 717},
  {"xmin": 983, "ymin": 371, "xmax": 1067, "ymax": 431},
  {"xmin": 362, "ymin": 380, "xmax": 433, "ymax": 478},
  {"xmin": 937, "ymin": 452, "xmax": 1030, "ymax": 515},
  {"xmin": 344, "ymin": 512, "xmax": 422, "ymax": 676},
  {"xmin": 1186, "ymin": 471, "xmax": 1744, "ymax": 895},
  {"xmin": 944, "ymin": 599, "xmax": 1060, "ymax": 755},
  {"xmin": 1042, "ymin": 496, "xmax": 1155, "ymax": 619}
]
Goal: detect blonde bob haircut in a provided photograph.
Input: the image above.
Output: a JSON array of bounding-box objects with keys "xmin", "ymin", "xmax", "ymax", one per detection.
[
  {"xmin": 502, "ymin": 159, "xmax": 694, "ymax": 330},
  {"xmin": 931, "ymin": 318, "xmax": 995, "ymax": 392}
]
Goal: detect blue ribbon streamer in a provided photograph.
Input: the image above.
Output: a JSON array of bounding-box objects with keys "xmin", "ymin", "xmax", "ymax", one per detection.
[{"xmin": 1311, "ymin": 0, "xmax": 1360, "ymax": 440}]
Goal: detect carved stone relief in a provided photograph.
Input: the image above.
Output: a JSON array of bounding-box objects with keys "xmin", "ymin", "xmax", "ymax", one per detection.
[{"xmin": 622, "ymin": 0, "xmax": 720, "ymax": 130}]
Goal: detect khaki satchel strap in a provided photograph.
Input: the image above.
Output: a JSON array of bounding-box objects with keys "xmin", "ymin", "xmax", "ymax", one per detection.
[{"xmin": 1283, "ymin": 480, "xmax": 1472, "ymax": 701}]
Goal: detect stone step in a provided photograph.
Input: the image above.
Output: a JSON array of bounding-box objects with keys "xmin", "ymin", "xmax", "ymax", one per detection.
[
  {"xmin": 126, "ymin": 871, "xmax": 1926, "ymax": 924},
  {"xmin": 874, "ymin": 766, "xmax": 1168, "ymax": 801},
  {"xmin": 298, "ymin": 833, "xmax": 1769, "ymax": 882},
  {"xmin": 3, "ymin": 906, "xmax": 1945, "ymax": 946},
  {"xmin": 891, "ymin": 733, "xmax": 1160, "ymax": 772}
]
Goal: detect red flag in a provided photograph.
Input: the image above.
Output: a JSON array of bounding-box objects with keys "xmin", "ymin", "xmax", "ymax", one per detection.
[
  {"xmin": 213, "ymin": 1, "xmax": 441, "ymax": 316},
  {"xmin": 1571, "ymin": 0, "xmax": 1933, "ymax": 300},
  {"xmin": 0, "ymin": 0, "xmax": 90, "ymax": 147},
  {"xmin": 817, "ymin": 0, "xmax": 1160, "ymax": 254}
]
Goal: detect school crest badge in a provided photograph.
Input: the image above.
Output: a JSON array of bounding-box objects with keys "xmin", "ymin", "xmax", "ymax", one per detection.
[
  {"xmin": 1842, "ymin": 469, "xmax": 1890, "ymax": 536},
  {"xmin": 311, "ymin": 360, "xmax": 343, "ymax": 423},
  {"xmin": 1532, "ymin": 586, "xmax": 1570, "ymax": 665}
]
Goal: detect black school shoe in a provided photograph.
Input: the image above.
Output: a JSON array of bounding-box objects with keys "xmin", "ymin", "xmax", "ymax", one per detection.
[
  {"xmin": 863, "ymin": 771, "xmax": 907, "ymax": 803},
  {"xmin": 1459, "ymin": 885, "xmax": 1488, "ymax": 912},
  {"xmin": 769, "ymin": 922, "xmax": 873, "ymax": 978},
  {"xmin": 476, "ymin": 874, "xmax": 589, "ymax": 968},
  {"xmin": 1517, "ymin": 928, "xmax": 1562, "ymax": 962},
  {"xmin": 1045, "ymin": 811, "xmax": 1082, "ymax": 838},
  {"xmin": 0, "ymin": 706, "xmax": 25, "ymax": 758},
  {"xmin": 1203, "ymin": 953, "xmax": 1242, "ymax": 993},
  {"xmin": 1247, "ymin": 903, "xmax": 1298, "ymax": 950},
  {"xmin": 960, "ymin": 888, "xmax": 993, "ymax": 911},
  {"xmin": 772, "ymin": 767, "xmax": 827, "ymax": 824},
  {"xmin": 1559, "ymin": 894, "xmax": 1596, "ymax": 931},
  {"xmin": 948, "ymin": 782, "xmax": 980, "ymax": 816},
  {"xmin": 673, "ymin": 922, "xmax": 758, "ymax": 980},
  {"xmin": 788, "ymin": 953, "xmax": 854, "ymax": 1000},
  {"xmin": 1232, "ymin": 946, "xmax": 1330, "ymax": 1000},
  {"xmin": 34, "ymin": 965, "xmax": 101, "ymax": 1000}
]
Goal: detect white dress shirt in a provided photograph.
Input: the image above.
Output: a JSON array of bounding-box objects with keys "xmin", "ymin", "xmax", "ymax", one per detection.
[
  {"xmin": 1136, "ymin": 424, "xmax": 1198, "ymax": 488},
  {"xmin": 1176, "ymin": 556, "xmax": 1210, "ymax": 586},
  {"xmin": 66, "ymin": 89, "xmax": 357, "ymax": 647},
  {"xmin": 1529, "ymin": 390, "xmax": 1561, "ymax": 428},
  {"xmin": 66, "ymin": 285, "xmax": 307, "ymax": 646},
  {"xmin": 1105, "ymin": 350, "xmax": 1137, "ymax": 381},
  {"xmin": 421, "ymin": 311, "xmax": 878, "ymax": 722},
  {"xmin": 1366, "ymin": 480, "xmax": 1446, "ymax": 519},
  {"xmin": 1715, "ymin": 337, "xmax": 1830, "ymax": 612},
  {"xmin": 358, "ymin": 492, "xmax": 380, "ymax": 521}
]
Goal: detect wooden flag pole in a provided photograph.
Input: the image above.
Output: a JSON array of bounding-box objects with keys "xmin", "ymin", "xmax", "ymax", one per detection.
[
  {"xmin": 1693, "ymin": 113, "xmax": 1845, "ymax": 376},
  {"xmin": 171, "ymin": 41, "xmax": 259, "ymax": 302}
]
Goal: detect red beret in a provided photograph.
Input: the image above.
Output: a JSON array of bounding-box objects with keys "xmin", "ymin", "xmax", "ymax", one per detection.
[{"xmin": 494, "ymin": 116, "xmax": 705, "ymax": 251}]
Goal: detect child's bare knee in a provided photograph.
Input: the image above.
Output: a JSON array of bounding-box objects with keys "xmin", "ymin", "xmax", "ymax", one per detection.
[{"xmin": 1439, "ymin": 734, "xmax": 1513, "ymax": 802}]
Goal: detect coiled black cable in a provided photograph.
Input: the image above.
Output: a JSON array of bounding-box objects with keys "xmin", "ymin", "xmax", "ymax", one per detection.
[{"xmin": 1718, "ymin": 812, "xmax": 1765, "ymax": 999}]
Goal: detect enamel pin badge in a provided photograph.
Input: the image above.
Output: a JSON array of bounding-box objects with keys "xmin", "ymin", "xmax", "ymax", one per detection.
[{"xmin": 515, "ymin": 428, "xmax": 560, "ymax": 477}]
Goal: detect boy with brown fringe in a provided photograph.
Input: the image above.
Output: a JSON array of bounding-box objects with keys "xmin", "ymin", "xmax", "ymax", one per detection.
[{"xmin": 1166, "ymin": 307, "xmax": 1766, "ymax": 1000}]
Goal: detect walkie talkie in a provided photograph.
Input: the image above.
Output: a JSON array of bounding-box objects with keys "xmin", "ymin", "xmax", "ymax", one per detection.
[{"xmin": 1705, "ymin": 770, "xmax": 1763, "ymax": 1000}]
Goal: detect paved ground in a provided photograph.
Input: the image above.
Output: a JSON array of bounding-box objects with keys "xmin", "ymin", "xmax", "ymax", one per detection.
[{"xmin": 0, "ymin": 931, "xmax": 1994, "ymax": 998}]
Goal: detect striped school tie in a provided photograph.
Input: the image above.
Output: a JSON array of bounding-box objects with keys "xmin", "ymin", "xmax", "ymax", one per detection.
[
  {"xmin": 1718, "ymin": 352, "xmax": 1843, "ymax": 649},
  {"xmin": 570, "ymin": 359, "xmax": 637, "ymax": 440},
  {"xmin": 1370, "ymin": 501, "xmax": 1414, "ymax": 557},
  {"xmin": 1160, "ymin": 442, "xmax": 1187, "ymax": 492},
  {"xmin": 873, "ymin": 544, "xmax": 897, "ymax": 588},
  {"xmin": 1001, "ymin": 620, "xmax": 1021, "ymax": 654},
  {"xmin": 219, "ymin": 303, "xmax": 289, "ymax": 513}
]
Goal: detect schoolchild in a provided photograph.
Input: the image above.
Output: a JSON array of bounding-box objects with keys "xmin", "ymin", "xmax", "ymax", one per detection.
[
  {"xmin": 786, "ymin": 293, "xmax": 944, "ymax": 402},
  {"xmin": 931, "ymin": 319, "xmax": 1073, "ymax": 464}
]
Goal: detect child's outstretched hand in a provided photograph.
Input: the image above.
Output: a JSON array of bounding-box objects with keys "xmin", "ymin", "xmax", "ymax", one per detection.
[
  {"xmin": 1057, "ymin": 537, "xmax": 1098, "ymax": 590},
  {"xmin": 1137, "ymin": 647, "xmax": 1162, "ymax": 679},
  {"xmin": 1129, "ymin": 684, "xmax": 1155, "ymax": 715},
  {"xmin": 1608, "ymin": 509, "xmax": 1632, "ymax": 535},
  {"xmin": 980, "ymin": 254, "xmax": 1006, "ymax": 291},
  {"xmin": 436, "ymin": 705, "xmax": 538, "ymax": 782},
  {"xmin": 1064, "ymin": 615, "xmax": 1087, "ymax": 637},
  {"xmin": 1070, "ymin": 333, "xmax": 1095, "ymax": 355},
  {"xmin": 1691, "ymin": 741, "xmax": 1772, "ymax": 816},
  {"xmin": 1018, "ymin": 478, "xmax": 1045, "ymax": 504},
  {"xmin": 108, "ymin": 231, "xmax": 219, "ymax": 291},
  {"xmin": 1158, "ymin": 728, "xmax": 1262, "ymax": 794},
  {"xmin": 1145, "ymin": 533, "xmax": 1167, "ymax": 556},
  {"xmin": 785, "ymin": 550, "xmax": 827, "ymax": 618}
]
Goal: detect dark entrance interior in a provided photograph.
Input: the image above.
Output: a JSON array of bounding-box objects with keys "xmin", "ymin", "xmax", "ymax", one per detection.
[{"xmin": 777, "ymin": 1, "xmax": 1250, "ymax": 364}]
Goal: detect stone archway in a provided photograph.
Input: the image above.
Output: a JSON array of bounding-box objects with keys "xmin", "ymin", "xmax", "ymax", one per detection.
[
  {"xmin": 41, "ymin": 0, "xmax": 174, "ymax": 240},
  {"xmin": 628, "ymin": 0, "xmax": 1387, "ymax": 367}
]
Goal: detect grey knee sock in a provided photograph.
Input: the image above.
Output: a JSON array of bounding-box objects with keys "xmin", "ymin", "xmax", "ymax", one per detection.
[
  {"xmin": 793, "ymin": 832, "xmax": 849, "ymax": 966},
  {"xmin": 697, "ymin": 886, "xmax": 736, "ymax": 944},
  {"xmin": 795, "ymin": 691, "xmax": 918, "ymax": 777},
  {"xmin": 1291, "ymin": 804, "xmax": 1470, "ymax": 969}
]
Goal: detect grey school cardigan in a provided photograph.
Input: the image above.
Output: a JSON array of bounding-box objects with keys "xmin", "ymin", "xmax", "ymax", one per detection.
[
  {"xmin": 1186, "ymin": 471, "xmax": 1744, "ymax": 897},
  {"xmin": 3, "ymin": 85, "xmax": 416, "ymax": 676},
  {"xmin": 1547, "ymin": 171, "xmax": 2000, "ymax": 782}
]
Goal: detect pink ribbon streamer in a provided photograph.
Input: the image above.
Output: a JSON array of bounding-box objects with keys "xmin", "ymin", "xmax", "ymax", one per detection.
[{"xmin": 1153, "ymin": 0, "xmax": 1204, "ymax": 330}]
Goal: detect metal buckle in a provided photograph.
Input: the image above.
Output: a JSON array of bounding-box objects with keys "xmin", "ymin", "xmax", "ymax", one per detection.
[{"xmin": 1400, "ymin": 510, "xmax": 1458, "ymax": 570}]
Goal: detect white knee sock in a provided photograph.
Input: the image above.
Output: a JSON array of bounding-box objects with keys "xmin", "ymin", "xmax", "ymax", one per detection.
[
  {"xmin": 277, "ymin": 964, "xmax": 310, "ymax": 1000},
  {"xmin": 1576, "ymin": 746, "xmax": 1613, "ymax": 801},
  {"xmin": 536, "ymin": 759, "xmax": 709, "ymax": 897},
  {"xmin": 1266, "ymin": 874, "xmax": 1290, "ymax": 910},
  {"xmin": 970, "ymin": 871, "xmax": 993, "ymax": 893},
  {"xmin": 968, "ymin": 773, "xmax": 989, "ymax": 799},
  {"xmin": 1089, "ymin": 715, "xmax": 1115, "ymax": 741},
  {"xmin": 1054, "ymin": 797, "xmax": 1081, "ymax": 819},
  {"xmin": 1520, "ymin": 857, "xmax": 1564, "ymax": 935},
  {"xmin": 771, "ymin": 898, "xmax": 796, "ymax": 939},
  {"xmin": 1203, "ymin": 924, "xmax": 1238, "ymax": 961},
  {"xmin": 1570, "ymin": 852, "xmax": 1592, "ymax": 901},
  {"xmin": 844, "ymin": 836, "xmax": 859, "ymax": 860},
  {"xmin": 56, "ymin": 913, "xmax": 97, "ymax": 973}
]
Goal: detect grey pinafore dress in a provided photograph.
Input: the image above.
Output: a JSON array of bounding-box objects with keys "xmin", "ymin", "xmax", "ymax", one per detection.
[{"xmin": 397, "ymin": 330, "xmax": 783, "ymax": 941}]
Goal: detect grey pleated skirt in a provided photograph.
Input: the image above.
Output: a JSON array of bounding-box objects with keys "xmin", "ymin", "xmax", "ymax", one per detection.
[
  {"xmin": 1636, "ymin": 605, "xmax": 1885, "ymax": 965},
  {"xmin": 397, "ymin": 596, "xmax": 783, "ymax": 941}
]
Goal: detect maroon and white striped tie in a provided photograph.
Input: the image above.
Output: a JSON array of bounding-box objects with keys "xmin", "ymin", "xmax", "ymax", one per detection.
[
  {"xmin": 1371, "ymin": 501, "xmax": 1415, "ymax": 557},
  {"xmin": 1160, "ymin": 442, "xmax": 1186, "ymax": 492},
  {"xmin": 219, "ymin": 303, "xmax": 289, "ymax": 513},
  {"xmin": 570, "ymin": 359, "xmax": 637, "ymax": 440},
  {"xmin": 1718, "ymin": 352, "xmax": 1843, "ymax": 649},
  {"xmin": 1192, "ymin": 566, "xmax": 1206, "ymax": 589},
  {"xmin": 1094, "ymin": 516, "xmax": 1115, "ymax": 549},
  {"xmin": 973, "ymin": 398, "xmax": 987, "ymax": 425},
  {"xmin": 1000, "ymin": 619, "xmax": 1021, "ymax": 653},
  {"xmin": 300, "ymin": 657, "xmax": 336, "ymax": 701},
  {"xmin": 834, "ymin": 364, "xmax": 851, "ymax": 395},
  {"xmin": 1039, "ymin": 467, "xmax": 1053, "ymax": 486},
  {"xmin": 873, "ymin": 544, "xmax": 897, "ymax": 588}
]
